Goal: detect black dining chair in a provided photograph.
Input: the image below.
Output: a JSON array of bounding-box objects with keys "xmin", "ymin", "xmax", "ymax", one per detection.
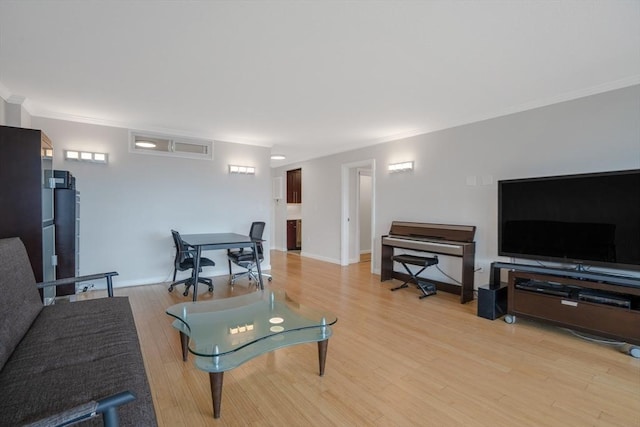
[
  {"xmin": 227, "ymin": 221, "xmax": 272, "ymax": 286},
  {"xmin": 169, "ymin": 229, "xmax": 215, "ymax": 297}
]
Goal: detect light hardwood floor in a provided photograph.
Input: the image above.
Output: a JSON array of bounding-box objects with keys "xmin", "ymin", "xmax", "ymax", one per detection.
[{"xmin": 108, "ymin": 251, "xmax": 639, "ymax": 426}]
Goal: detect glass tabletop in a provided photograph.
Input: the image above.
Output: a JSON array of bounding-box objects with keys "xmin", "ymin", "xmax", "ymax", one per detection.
[{"xmin": 166, "ymin": 290, "xmax": 337, "ymax": 372}]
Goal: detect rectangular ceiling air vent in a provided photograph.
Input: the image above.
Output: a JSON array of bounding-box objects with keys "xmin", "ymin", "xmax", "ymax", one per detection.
[{"xmin": 129, "ymin": 131, "xmax": 213, "ymax": 160}]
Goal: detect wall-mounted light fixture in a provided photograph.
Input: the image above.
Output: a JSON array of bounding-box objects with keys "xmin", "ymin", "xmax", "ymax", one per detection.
[
  {"xmin": 134, "ymin": 140, "xmax": 157, "ymax": 148},
  {"xmin": 65, "ymin": 150, "xmax": 108, "ymax": 164},
  {"xmin": 270, "ymin": 154, "xmax": 286, "ymax": 160},
  {"xmin": 229, "ymin": 164, "xmax": 255, "ymax": 174},
  {"xmin": 388, "ymin": 161, "xmax": 414, "ymax": 173}
]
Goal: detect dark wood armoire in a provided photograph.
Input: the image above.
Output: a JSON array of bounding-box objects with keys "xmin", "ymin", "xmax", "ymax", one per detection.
[{"xmin": 0, "ymin": 125, "xmax": 56, "ymax": 300}]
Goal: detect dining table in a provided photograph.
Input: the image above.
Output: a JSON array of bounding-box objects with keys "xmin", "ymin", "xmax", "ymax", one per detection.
[{"xmin": 180, "ymin": 233, "xmax": 264, "ymax": 300}]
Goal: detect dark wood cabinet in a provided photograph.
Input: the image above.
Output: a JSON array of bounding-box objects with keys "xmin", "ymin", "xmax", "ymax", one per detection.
[
  {"xmin": 507, "ymin": 270, "xmax": 640, "ymax": 345},
  {"xmin": 286, "ymin": 168, "xmax": 302, "ymax": 203},
  {"xmin": 0, "ymin": 126, "xmax": 55, "ymax": 289}
]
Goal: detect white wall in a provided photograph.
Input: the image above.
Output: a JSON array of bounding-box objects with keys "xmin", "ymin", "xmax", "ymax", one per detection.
[
  {"xmin": 272, "ymin": 85, "xmax": 640, "ymax": 286},
  {"xmin": 31, "ymin": 117, "xmax": 272, "ymax": 288}
]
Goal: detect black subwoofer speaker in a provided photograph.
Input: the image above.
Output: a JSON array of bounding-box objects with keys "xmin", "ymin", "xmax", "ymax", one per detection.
[{"xmin": 477, "ymin": 284, "xmax": 507, "ymax": 320}]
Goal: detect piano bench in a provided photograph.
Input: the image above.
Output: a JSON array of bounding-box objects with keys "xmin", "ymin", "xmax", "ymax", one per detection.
[
  {"xmin": 390, "ymin": 254, "xmax": 439, "ymax": 299},
  {"xmin": 391, "ymin": 254, "xmax": 438, "ymax": 267}
]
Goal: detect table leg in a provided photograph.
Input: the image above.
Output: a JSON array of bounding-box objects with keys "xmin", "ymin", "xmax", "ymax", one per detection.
[
  {"xmin": 209, "ymin": 372, "xmax": 224, "ymax": 419},
  {"xmin": 179, "ymin": 331, "xmax": 189, "ymax": 362},
  {"xmin": 192, "ymin": 246, "xmax": 202, "ymax": 301},
  {"xmin": 318, "ymin": 339, "xmax": 329, "ymax": 376},
  {"xmin": 253, "ymin": 241, "xmax": 264, "ymax": 290}
]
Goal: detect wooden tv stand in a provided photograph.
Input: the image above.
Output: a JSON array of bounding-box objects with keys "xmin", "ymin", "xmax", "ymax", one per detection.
[{"xmin": 494, "ymin": 263, "xmax": 640, "ymax": 347}]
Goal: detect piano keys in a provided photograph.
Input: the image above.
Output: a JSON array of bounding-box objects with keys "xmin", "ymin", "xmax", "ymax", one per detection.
[{"xmin": 381, "ymin": 221, "xmax": 476, "ymax": 303}]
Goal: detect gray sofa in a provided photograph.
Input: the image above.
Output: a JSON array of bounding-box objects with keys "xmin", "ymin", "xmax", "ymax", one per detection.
[{"xmin": 0, "ymin": 237, "xmax": 157, "ymax": 426}]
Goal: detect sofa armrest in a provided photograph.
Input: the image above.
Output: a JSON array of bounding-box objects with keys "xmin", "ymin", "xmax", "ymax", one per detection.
[
  {"xmin": 24, "ymin": 391, "xmax": 135, "ymax": 427},
  {"xmin": 24, "ymin": 400, "xmax": 98, "ymax": 427},
  {"xmin": 95, "ymin": 391, "xmax": 137, "ymax": 427},
  {"xmin": 37, "ymin": 272, "xmax": 119, "ymax": 297}
]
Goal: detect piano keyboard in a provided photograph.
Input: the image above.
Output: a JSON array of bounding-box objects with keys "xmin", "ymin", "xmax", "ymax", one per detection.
[{"xmin": 381, "ymin": 236, "xmax": 464, "ymax": 256}]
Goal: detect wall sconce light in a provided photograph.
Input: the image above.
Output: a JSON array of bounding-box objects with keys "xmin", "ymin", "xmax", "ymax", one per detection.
[
  {"xmin": 65, "ymin": 150, "xmax": 108, "ymax": 164},
  {"xmin": 229, "ymin": 164, "xmax": 255, "ymax": 174},
  {"xmin": 388, "ymin": 161, "xmax": 414, "ymax": 173},
  {"xmin": 270, "ymin": 154, "xmax": 286, "ymax": 160}
]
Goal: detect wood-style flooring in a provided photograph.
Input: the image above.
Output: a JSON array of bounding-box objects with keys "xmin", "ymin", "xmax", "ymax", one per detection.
[{"xmin": 102, "ymin": 251, "xmax": 639, "ymax": 426}]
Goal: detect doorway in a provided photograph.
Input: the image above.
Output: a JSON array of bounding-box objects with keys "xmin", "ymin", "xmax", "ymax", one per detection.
[
  {"xmin": 340, "ymin": 159, "xmax": 375, "ymax": 271},
  {"xmin": 357, "ymin": 169, "xmax": 372, "ymax": 263},
  {"xmin": 286, "ymin": 168, "xmax": 302, "ymax": 252}
]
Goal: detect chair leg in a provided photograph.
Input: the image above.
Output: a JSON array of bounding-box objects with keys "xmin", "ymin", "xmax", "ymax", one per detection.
[
  {"xmin": 261, "ymin": 272, "xmax": 273, "ymax": 281},
  {"xmin": 248, "ymin": 271, "xmax": 260, "ymax": 284},
  {"xmin": 195, "ymin": 277, "xmax": 214, "ymax": 293},
  {"xmin": 169, "ymin": 277, "xmax": 190, "ymax": 293},
  {"xmin": 230, "ymin": 270, "xmax": 250, "ymax": 285},
  {"xmin": 170, "ymin": 270, "xmax": 214, "ymax": 297},
  {"xmin": 183, "ymin": 278, "xmax": 196, "ymax": 297},
  {"xmin": 247, "ymin": 268, "xmax": 271, "ymax": 285},
  {"xmin": 229, "ymin": 260, "xmax": 270, "ymax": 285}
]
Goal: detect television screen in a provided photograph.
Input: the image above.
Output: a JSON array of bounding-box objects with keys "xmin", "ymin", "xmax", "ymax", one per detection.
[{"xmin": 498, "ymin": 169, "xmax": 640, "ymax": 271}]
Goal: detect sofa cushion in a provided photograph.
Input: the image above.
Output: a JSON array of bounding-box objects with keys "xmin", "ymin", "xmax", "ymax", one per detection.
[
  {"xmin": 0, "ymin": 237, "xmax": 43, "ymax": 370},
  {"xmin": 0, "ymin": 297, "xmax": 157, "ymax": 426}
]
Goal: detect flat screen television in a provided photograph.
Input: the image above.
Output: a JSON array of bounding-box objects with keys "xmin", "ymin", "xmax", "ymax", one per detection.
[{"xmin": 498, "ymin": 169, "xmax": 640, "ymax": 272}]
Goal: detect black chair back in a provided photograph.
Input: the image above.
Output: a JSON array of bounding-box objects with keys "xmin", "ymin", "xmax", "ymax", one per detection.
[
  {"xmin": 249, "ymin": 222, "xmax": 266, "ymax": 256},
  {"xmin": 171, "ymin": 230, "xmax": 192, "ymax": 269}
]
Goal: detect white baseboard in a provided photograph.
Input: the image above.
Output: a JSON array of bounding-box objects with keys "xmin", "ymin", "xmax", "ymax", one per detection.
[{"xmin": 299, "ymin": 251, "xmax": 341, "ymax": 265}]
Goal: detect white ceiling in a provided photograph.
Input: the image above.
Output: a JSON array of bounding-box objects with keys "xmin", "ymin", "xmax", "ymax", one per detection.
[{"xmin": 1, "ymin": 1, "xmax": 638, "ymax": 166}]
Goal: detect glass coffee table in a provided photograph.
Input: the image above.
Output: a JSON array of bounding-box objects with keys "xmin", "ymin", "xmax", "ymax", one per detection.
[{"xmin": 166, "ymin": 290, "xmax": 337, "ymax": 419}]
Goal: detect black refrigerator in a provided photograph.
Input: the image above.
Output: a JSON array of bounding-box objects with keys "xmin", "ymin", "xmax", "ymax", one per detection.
[{"xmin": 53, "ymin": 170, "xmax": 80, "ymax": 296}]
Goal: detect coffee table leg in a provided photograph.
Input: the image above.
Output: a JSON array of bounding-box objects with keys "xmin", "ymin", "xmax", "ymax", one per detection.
[
  {"xmin": 318, "ymin": 339, "xmax": 329, "ymax": 376},
  {"xmin": 209, "ymin": 372, "xmax": 224, "ymax": 419},
  {"xmin": 179, "ymin": 331, "xmax": 189, "ymax": 362}
]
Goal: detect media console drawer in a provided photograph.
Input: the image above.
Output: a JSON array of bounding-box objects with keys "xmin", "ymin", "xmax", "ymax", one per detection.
[
  {"xmin": 511, "ymin": 289, "xmax": 640, "ymax": 342},
  {"xmin": 508, "ymin": 270, "xmax": 640, "ymax": 345}
]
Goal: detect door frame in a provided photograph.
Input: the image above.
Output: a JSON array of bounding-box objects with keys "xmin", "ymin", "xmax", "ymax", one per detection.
[{"xmin": 340, "ymin": 159, "xmax": 375, "ymax": 269}]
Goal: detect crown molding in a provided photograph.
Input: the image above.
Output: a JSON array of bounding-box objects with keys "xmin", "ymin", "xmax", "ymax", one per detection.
[
  {"xmin": 474, "ymin": 75, "xmax": 640, "ymax": 124},
  {"xmin": 28, "ymin": 104, "xmax": 223, "ymax": 143},
  {"xmin": 276, "ymin": 76, "xmax": 640, "ymax": 167},
  {"xmin": 3, "ymin": 75, "xmax": 638, "ymax": 156},
  {"xmin": 0, "ymin": 82, "xmax": 35, "ymax": 113},
  {"xmin": 6, "ymin": 95, "xmax": 26, "ymax": 105},
  {"xmin": 25, "ymin": 103, "xmax": 273, "ymax": 148},
  {"xmin": 372, "ymin": 75, "xmax": 640, "ymax": 146}
]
